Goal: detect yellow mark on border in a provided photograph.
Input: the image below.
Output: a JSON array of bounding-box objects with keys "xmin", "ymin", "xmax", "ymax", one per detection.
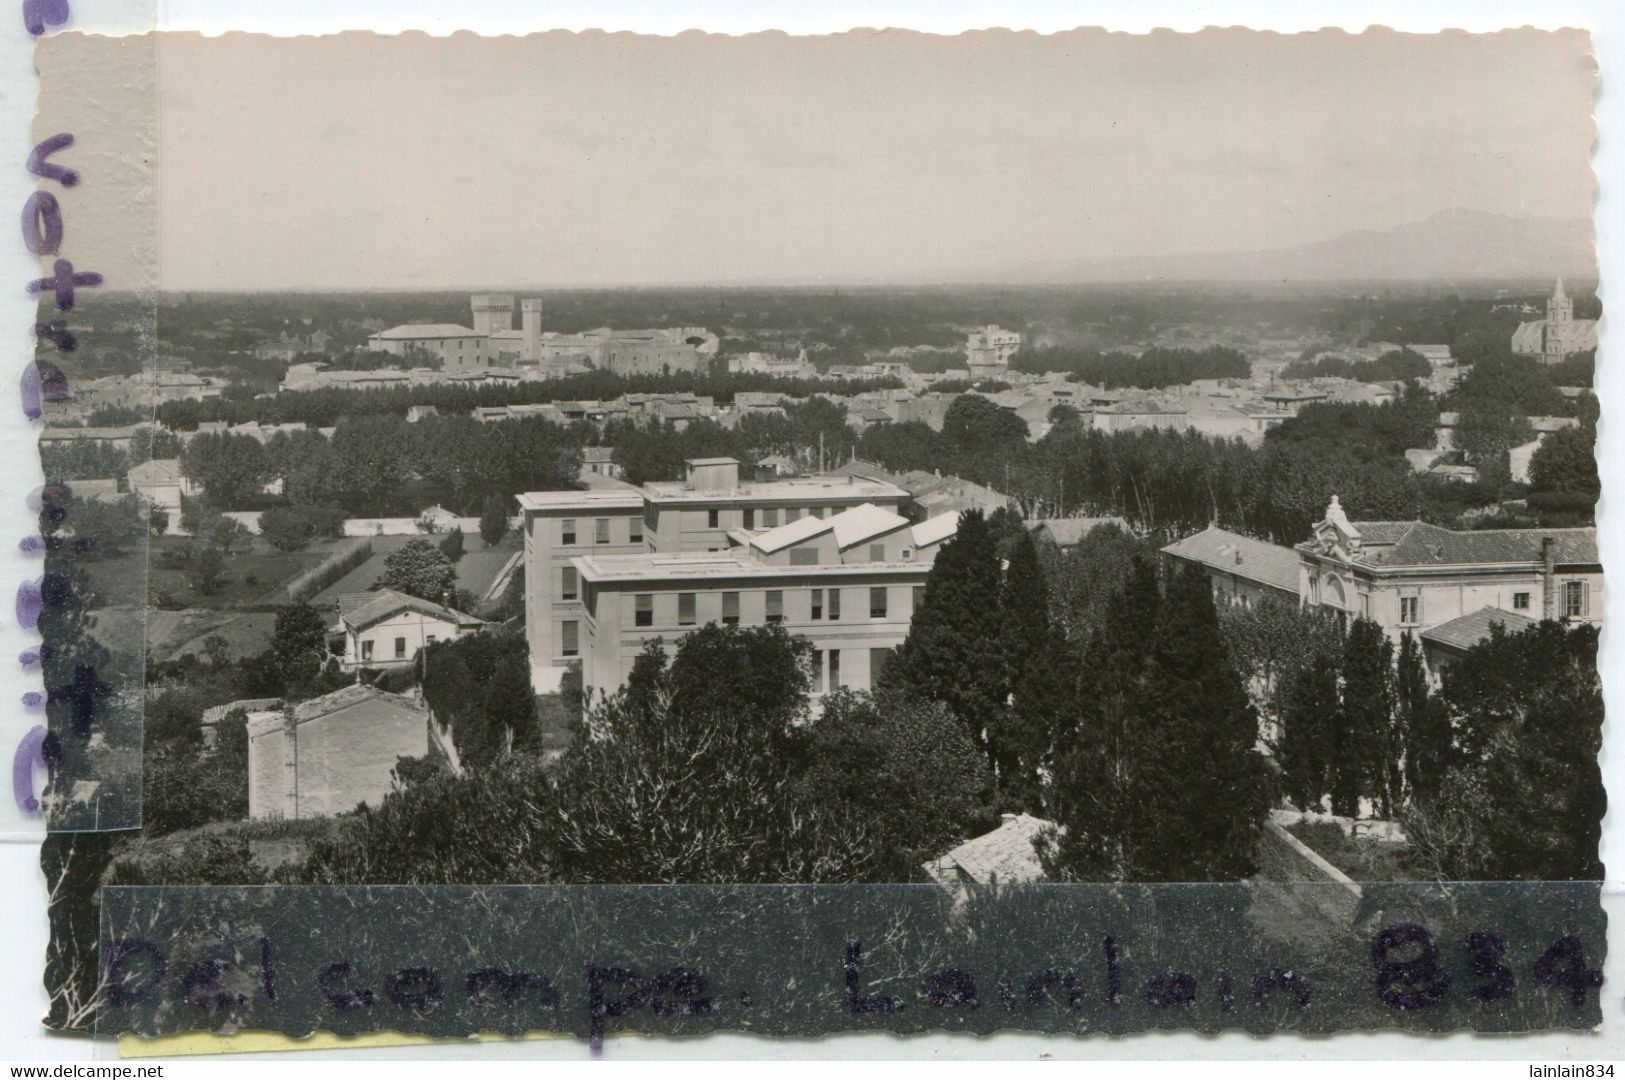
[{"xmin": 118, "ymin": 1028, "xmax": 565, "ymax": 1058}]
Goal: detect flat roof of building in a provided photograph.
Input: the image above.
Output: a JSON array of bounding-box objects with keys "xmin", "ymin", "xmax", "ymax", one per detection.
[
  {"xmin": 517, "ymin": 489, "xmax": 645, "ymax": 511},
  {"xmin": 642, "ymin": 475, "xmax": 908, "ymax": 504}
]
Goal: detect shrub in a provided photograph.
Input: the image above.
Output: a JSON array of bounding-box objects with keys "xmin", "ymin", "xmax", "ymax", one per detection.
[
  {"xmin": 261, "ymin": 503, "xmax": 348, "ymax": 551},
  {"xmin": 438, "ymin": 528, "xmax": 465, "ymax": 562},
  {"xmin": 479, "ymin": 495, "xmax": 509, "ymax": 546},
  {"xmin": 285, "ymin": 538, "xmax": 373, "ymax": 601}
]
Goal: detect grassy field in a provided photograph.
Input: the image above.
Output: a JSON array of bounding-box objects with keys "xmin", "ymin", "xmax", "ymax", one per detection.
[
  {"xmin": 145, "ymin": 609, "xmax": 279, "ymax": 664},
  {"xmin": 307, "ymin": 533, "xmax": 521, "ymax": 609},
  {"xmin": 148, "ymin": 535, "xmax": 338, "ymax": 610}
]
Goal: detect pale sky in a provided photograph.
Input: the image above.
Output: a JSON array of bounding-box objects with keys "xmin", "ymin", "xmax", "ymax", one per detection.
[{"xmin": 51, "ymin": 28, "xmax": 1600, "ymax": 289}]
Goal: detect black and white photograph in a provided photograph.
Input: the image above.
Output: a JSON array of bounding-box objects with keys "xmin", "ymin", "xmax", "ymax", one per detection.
[{"xmin": 18, "ymin": 17, "xmax": 1614, "ymax": 1059}]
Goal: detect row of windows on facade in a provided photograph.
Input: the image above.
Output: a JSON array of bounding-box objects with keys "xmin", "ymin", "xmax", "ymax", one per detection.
[
  {"xmin": 554, "ymin": 587, "xmax": 921, "ymax": 657},
  {"xmin": 359, "ymin": 634, "xmax": 438, "ymax": 661},
  {"xmin": 554, "ymin": 618, "xmax": 887, "ymax": 694},
  {"xmin": 1287, "ymin": 579, "xmax": 1589, "ymax": 624},
  {"xmin": 1390, "ymin": 584, "xmax": 1587, "ymax": 624},
  {"xmin": 559, "ymin": 576, "xmax": 919, "ymax": 620},
  {"xmin": 560, "ymin": 517, "xmax": 641, "ymax": 546},
  {"xmin": 556, "ymin": 505, "xmax": 862, "ymax": 547}
]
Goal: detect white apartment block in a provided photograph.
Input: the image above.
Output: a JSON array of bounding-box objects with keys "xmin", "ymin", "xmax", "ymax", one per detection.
[{"xmin": 519, "ymin": 457, "xmax": 949, "ymax": 697}]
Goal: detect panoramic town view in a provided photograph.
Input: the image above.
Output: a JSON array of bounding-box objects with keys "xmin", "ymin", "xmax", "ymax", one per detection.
[
  {"xmin": 41, "ymin": 270, "xmax": 1603, "ymax": 888},
  {"xmin": 29, "ymin": 27, "xmax": 1603, "ymax": 1037}
]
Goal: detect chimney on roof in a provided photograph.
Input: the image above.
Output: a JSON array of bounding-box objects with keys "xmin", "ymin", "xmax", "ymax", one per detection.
[{"xmin": 1542, "ymin": 536, "xmax": 1557, "ymax": 620}]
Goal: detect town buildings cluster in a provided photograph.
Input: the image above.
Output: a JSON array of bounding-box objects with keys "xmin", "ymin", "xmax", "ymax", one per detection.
[{"xmin": 365, "ymin": 294, "xmax": 720, "ymax": 377}]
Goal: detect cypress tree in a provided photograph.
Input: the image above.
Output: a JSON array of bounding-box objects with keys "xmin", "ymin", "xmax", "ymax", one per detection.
[
  {"xmin": 999, "ymin": 529, "xmax": 1051, "ymax": 687},
  {"xmin": 890, "ymin": 509, "xmax": 1006, "ymax": 756},
  {"xmin": 1043, "ymin": 559, "xmax": 1265, "ymax": 882},
  {"xmin": 1137, "ymin": 564, "xmax": 1267, "ymax": 880},
  {"xmin": 992, "ymin": 529, "xmax": 1055, "ymax": 794},
  {"xmin": 1275, "ymin": 653, "xmax": 1338, "ymax": 812},
  {"xmin": 1042, "ymin": 567, "xmax": 1152, "ymax": 880},
  {"xmin": 1006, "ymin": 632, "xmax": 1077, "ymax": 815},
  {"xmin": 1393, "ymin": 631, "xmax": 1432, "ymax": 806},
  {"xmin": 1333, "ymin": 617, "xmax": 1395, "ymax": 817}
]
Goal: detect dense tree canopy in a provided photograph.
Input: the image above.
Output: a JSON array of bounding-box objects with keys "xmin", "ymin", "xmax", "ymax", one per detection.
[
  {"xmin": 1042, "ymin": 561, "xmax": 1267, "ymax": 882},
  {"xmin": 377, "ymin": 538, "xmax": 457, "ymax": 602},
  {"xmin": 1406, "ymin": 622, "xmax": 1603, "ymax": 882},
  {"xmin": 179, "ymin": 432, "xmax": 270, "ymax": 507}
]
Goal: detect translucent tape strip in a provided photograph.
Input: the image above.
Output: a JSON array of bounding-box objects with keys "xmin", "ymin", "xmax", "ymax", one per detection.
[
  {"xmin": 85, "ymin": 881, "xmax": 1605, "ymax": 1042},
  {"xmin": 29, "ymin": 25, "xmax": 159, "ymax": 833}
]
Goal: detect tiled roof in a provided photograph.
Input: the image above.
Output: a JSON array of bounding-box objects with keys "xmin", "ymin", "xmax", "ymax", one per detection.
[
  {"xmin": 1161, "ymin": 526, "xmax": 1301, "ymax": 594},
  {"xmin": 370, "ymin": 323, "xmax": 481, "ymax": 339},
  {"xmin": 750, "ymin": 513, "xmax": 832, "ymax": 554},
  {"xmin": 830, "ymin": 503, "xmax": 911, "ymax": 549},
  {"xmin": 911, "ymin": 511, "xmax": 961, "ymax": 548},
  {"xmin": 924, "ymin": 814, "xmax": 1053, "ymax": 885},
  {"xmin": 1347, "ymin": 521, "xmax": 1597, "ymax": 568},
  {"xmin": 1031, "ymin": 516, "xmax": 1129, "ymax": 547},
  {"xmin": 337, "ymin": 588, "xmax": 482, "ymax": 632},
  {"xmin": 1420, "ymin": 606, "xmax": 1536, "ymax": 652},
  {"xmin": 291, "ymin": 684, "xmax": 426, "ymax": 725},
  {"xmin": 128, "ymin": 458, "xmax": 182, "ymax": 485},
  {"xmin": 200, "ymin": 697, "xmax": 283, "ymax": 727}
]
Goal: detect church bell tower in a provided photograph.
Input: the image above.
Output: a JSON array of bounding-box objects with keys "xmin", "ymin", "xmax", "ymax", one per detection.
[{"xmin": 1544, "ymin": 276, "xmax": 1573, "ymax": 365}]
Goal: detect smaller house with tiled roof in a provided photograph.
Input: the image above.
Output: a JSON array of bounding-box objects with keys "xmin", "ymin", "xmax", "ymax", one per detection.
[
  {"xmin": 1161, "ymin": 525, "xmax": 1302, "ymax": 606},
  {"xmin": 333, "ymin": 588, "xmax": 484, "ymax": 670},
  {"xmin": 247, "ymin": 685, "xmax": 430, "ymax": 820},
  {"xmin": 1419, "ymin": 606, "xmax": 1537, "ymax": 681},
  {"xmin": 1031, "ymin": 516, "xmax": 1132, "ymax": 552},
  {"xmin": 924, "ymin": 813, "xmax": 1055, "ymax": 886}
]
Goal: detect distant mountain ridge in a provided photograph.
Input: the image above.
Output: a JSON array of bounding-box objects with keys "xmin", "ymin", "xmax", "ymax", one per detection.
[{"xmin": 979, "ymin": 210, "xmax": 1596, "ymax": 284}]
